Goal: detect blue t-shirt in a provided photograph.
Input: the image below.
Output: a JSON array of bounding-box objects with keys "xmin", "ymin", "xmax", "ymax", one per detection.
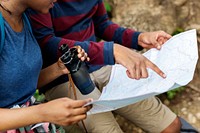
[{"xmin": 0, "ymin": 17, "xmax": 42, "ymax": 108}]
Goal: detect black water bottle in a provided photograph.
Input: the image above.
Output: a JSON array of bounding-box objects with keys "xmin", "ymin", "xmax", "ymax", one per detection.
[{"xmin": 59, "ymin": 44, "xmax": 95, "ymax": 95}]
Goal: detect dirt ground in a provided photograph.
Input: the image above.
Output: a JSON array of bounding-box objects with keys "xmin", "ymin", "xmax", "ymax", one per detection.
[{"xmin": 115, "ymin": 85, "xmax": 200, "ymax": 133}]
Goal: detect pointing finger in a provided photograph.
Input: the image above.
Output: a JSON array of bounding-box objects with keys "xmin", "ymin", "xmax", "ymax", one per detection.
[{"xmin": 146, "ymin": 60, "xmax": 166, "ymax": 78}]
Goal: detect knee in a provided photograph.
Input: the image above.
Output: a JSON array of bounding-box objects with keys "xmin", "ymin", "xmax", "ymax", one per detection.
[{"xmin": 161, "ymin": 117, "xmax": 181, "ymax": 133}]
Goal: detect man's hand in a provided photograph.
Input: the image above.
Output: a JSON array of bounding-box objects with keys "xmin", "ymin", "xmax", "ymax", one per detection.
[
  {"xmin": 138, "ymin": 31, "xmax": 171, "ymax": 50},
  {"xmin": 58, "ymin": 45, "xmax": 90, "ymax": 75},
  {"xmin": 114, "ymin": 44, "xmax": 166, "ymax": 80},
  {"xmin": 75, "ymin": 45, "xmax": 90, "ymax": 62}
]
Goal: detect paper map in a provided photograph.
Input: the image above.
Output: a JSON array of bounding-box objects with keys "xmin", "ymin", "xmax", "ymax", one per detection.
[{"xmin": 87, "ymin": 29, "xmax": 198, "ymax": 114}]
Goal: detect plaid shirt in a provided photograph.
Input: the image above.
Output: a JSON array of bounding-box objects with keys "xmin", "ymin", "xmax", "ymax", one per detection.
[{"xmin": 28, "ymin": 0, "xmax": 142, "ymax": 90}]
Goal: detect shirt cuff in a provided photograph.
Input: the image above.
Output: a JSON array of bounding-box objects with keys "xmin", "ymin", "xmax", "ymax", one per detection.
[
  {"xmin": 103, "ymin": 41, "xmax": 115, "ymax": 65},
  {"xmin": 132, "ymin": 32, "xmax": 143, "ymax": 51}
]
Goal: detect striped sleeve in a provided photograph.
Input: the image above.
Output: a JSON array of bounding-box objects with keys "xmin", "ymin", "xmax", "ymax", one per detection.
[
  {"xmin": 93, "ymin": 0, "xmax": 143, "ymax": 50},
  {"xmin": 28, "ymin": 10, "xmax": 114, "ymax": 66}
]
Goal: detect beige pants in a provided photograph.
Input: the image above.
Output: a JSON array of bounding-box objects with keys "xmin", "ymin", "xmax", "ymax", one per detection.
[{"xmin": 45, "ymin": 66, "xmax": 176, "ymax": 133}]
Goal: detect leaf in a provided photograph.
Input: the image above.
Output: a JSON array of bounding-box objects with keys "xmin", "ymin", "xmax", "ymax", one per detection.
[{"xmin": 104, "ymin": 2, "xmax": 112, "ymax": 12}]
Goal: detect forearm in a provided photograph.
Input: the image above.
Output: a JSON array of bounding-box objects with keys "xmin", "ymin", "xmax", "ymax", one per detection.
[
  {"xmin": 42, "ymin": 38, "xmax": 115, "ymax": 66},
  {"xmin": 28, "ymin": 9, "xmax": 114, "ymax": 65},
  {"xmin": 0, "ymin": 105, "xmax": 43, "ymax": 131},
  {"xmin": 96, "ymin": 21, "xmax": 142, "ymax": 49},
  {"xmin": 74, "ymin": 41, "xmax": 114, "ymax": 65},
  {"xmin": 37, "ymin": 62, "xmax": 65, "ymax": 88}
]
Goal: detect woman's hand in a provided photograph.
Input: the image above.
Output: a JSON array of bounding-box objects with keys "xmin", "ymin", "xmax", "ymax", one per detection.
[
  {"xmin": 39, "ymin": 98, "xmax": 92, "ymax": 126},
  {"xmin": 0, "ymin": 98, "xmax": 92, "ymax": 131}
]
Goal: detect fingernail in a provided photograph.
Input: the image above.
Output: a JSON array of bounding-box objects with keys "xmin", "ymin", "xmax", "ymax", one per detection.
[
  {"xmin": 163, "ymin": 74, "xmax": 167, "ymax": 78},
  {"xmin": 88, "ymin": 98, "xmax": 93, "ymax": 102},
  {"xmin": 157, "ymin": 45, "xmax": 161, "ymax": 49}
]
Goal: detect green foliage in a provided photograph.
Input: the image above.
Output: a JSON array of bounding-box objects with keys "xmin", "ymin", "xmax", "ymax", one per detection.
[
  {"xmin": 34, "ymin": 89, "xmax": 45, "ymax": 102},
  {"xmin": 172, "ymin": 28, "xmax": 184, "ymax": 35},
  {"xmin": 166, "ymin": 86, "xmax": 185, "ymax": 100},
  {"xmin": 104, "ymin": 1, "xmax": 112, "ymax": 18},
  {"xmin": 104, "ymin": 2, "xmax": 112, "ymax": 12}
]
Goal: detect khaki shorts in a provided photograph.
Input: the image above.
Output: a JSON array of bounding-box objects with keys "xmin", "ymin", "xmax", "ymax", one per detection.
[{"xmin": 45, "ymin": 66, "xmax": 176, "ymax": 133}]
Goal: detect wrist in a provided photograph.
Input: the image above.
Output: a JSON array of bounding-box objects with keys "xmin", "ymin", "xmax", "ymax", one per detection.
[
  {"xmin": 29, "ymin": 104, "xmax": 46, "ymax": 123},
  {"xmin": 137, "ymin": 33, "xmax": 145, "ymax": 50},
  {"xmin": 56, "ymin": 59, "xmax": 68, "ymax": 75},
  {"xmin": 113, "ymin": 44, "xmax": 121, "ymax": 64}
]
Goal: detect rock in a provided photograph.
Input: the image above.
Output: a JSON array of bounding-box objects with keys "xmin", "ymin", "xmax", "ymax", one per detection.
[
  {"xmin": 196, "ymin": 113, "xmax": 200, "ymax": 120},
  {"xmin": 164, "ymin": 99, "xmax": 170, "ymax": 106},
  {"xmin": 188, "ymin": 113, "xmax": 197, "ymax": 124}
]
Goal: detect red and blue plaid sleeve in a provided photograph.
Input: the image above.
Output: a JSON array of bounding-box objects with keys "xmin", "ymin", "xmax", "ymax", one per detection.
[
  {"xmin": 28, "ymin": 10, "xmax": 114, "ymax": 66},
  {"xmin": 93, "ymin": 0, "xmax": 142, "ymax": 50}
]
